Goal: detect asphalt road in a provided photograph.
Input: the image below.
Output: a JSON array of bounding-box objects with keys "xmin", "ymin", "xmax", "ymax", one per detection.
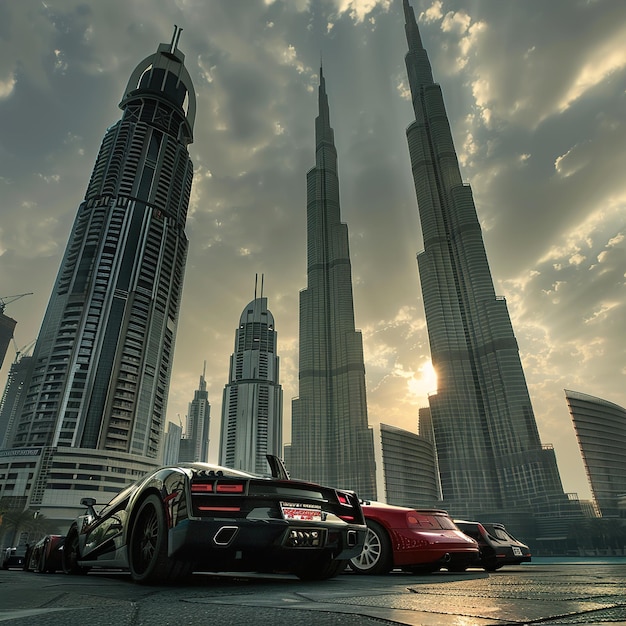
[{"xmin": 1, "ymin": 558, "xmax": 626, "ymax": 625}]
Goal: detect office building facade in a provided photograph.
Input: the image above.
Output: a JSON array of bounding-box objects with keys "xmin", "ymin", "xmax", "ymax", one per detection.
[
  {"xmin": 289, "ymin": 69, "xmax": 377, "ymax": 499},
  {"xmin": 566, "ymin": 389, "xmax": 626, "ymax": 518},
  {"xmin": 161, "ymin": 421, "xmax": 182, "ymax": 466},
  {"xmin": 402, "ymin": 1, "xmax": 570, "ymax": 526},
  {"xmin": 220, "ymin": 295, "xmax": 282, "ymax": 475},
  {"xmin": 375, "ymin": 423, "xmax": 440, "ymax": 509}
]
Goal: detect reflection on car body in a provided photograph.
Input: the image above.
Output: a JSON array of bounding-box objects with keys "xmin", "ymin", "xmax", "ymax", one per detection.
[
  {"xmin": 61, "ymin": 455, "xmax": 366, "ymax": 584},
  {"xmin": 454, "ymin": 520, "xmax": 531, "ymax": 571},
  {"xmin": 349, "ymin": 502, "xmax": 479, "ymax": 574}
]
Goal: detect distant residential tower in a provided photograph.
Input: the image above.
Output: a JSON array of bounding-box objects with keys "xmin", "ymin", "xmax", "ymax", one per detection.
[
  {"xmin": 220, "ymin": 281, "xmax": 283, "ymax": 475},
  {"xmin": 179, "ymin": 364, "xmax": 211, "ymax": 463}
]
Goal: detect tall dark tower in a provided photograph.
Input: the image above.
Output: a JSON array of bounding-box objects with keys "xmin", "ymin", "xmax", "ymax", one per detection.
[
  {"xmin": 8, "ymin": 28, "xmax": 195, "ymax": 461},
  {"xmin": 289, "ymin": 68, "xmax": 377, "ymax": 499},
  {"xmin": 402, "ymin": 1, "xmax": 571, "ymax": 530}
]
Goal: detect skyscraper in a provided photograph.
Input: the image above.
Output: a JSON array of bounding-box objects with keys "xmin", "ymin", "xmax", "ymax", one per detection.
[
  {"xmin": 289, "ymin": 69, "xmax": 377, "ymax": 499},
  {"xmin": 0, "ymin": 312, "xmax": 16, "ymax": 371},
  {"xmin": 179, "ymin": 364, "xmax": 211, "ymax": 463},
  {"xmin": 7, "ymin": 29, "xmax": 195, "ymax": 461},
  {"xmin": 161, "ymin": 420, "xmax": 182, "ymax": 466},
  {"xmin": 566, "ymin": 389, "xmax": 626, "ymax": 518},
  {"xmin": 0, "ymin": 354, "xmax": 34, "ymax": 448},
  {"xmin": 220, "ymin": 285, "xmax": 282, "ymax": 475},
  {"xmin": 402, "ymin": 1, "xmax": 570, "ymax": 527}
]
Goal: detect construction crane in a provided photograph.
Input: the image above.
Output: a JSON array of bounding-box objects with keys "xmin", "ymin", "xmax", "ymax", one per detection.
[
  {"xmin": 0, "ymin": 293, "xmax": 33, "ymax": 314},
  {"xmin": 12, "ymin": 338, "xmax": 36, "ymax": 363},
  {"xmin": 0, "ymin": 293, "xmax": 34, "ymax": 369}
]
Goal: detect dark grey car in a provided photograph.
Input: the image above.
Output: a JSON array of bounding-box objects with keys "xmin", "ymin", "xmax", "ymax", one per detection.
[{"xmin": 454, "ymin": 520, "xmax": 531, "ymax": 571}]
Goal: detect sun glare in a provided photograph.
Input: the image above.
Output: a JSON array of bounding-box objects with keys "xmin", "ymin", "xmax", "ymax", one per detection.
[{"xmin": 407, "ymin": 359, "xmax": 438, "ymax": 400}]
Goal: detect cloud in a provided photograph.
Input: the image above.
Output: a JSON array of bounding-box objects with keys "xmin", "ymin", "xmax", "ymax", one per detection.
[
  {"xmin": 0, "ymin": 73, "xmax": 16, "ymax": 99},
  {"xmin": 333, "ymin": 0, "xmax": 392, "ymax": 22},
  {"xmin": 2, "ymin": 0, "xmax": 625, "ymax": 502}
]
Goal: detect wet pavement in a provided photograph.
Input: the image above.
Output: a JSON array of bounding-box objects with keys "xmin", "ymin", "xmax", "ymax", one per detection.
[{"xmin": 1, "ymin": 557, "xmax": 625, "ymax": 624}]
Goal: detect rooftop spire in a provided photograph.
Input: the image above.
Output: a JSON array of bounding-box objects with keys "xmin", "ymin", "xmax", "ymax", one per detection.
[
  {"xmin": 170, "ymin": 24, "xmax": 183, "ymax": 54},
  {"xmin": 403, "ymin": 0, "xmax": 434, "ymax": 90},
  {"xmin": 316, "ymin": 65, "xmax": 335, "ymax": 145},
  {"xmin": 403, "ymin": 0, "xmax": 423, "ymax": 52}
]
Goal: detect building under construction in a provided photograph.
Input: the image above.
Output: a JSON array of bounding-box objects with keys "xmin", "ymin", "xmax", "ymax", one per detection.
[{"xmin": 0, "ymin": 294, "xmax": 32, "ymax": 369}]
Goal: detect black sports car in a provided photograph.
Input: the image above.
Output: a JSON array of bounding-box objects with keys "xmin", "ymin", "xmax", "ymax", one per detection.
[
  {"xmin": 454, "ymin": 520, "xmax": 531, "ymax": 571},
  {"xmin": 62, "ymin": 456, "xmax": 365, "ymax": 584}
]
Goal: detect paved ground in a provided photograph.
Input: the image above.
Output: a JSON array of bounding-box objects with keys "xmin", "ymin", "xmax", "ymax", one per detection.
[{"xmin": 1, "ymin": 558, "xmax": 625, "ymax": 624}]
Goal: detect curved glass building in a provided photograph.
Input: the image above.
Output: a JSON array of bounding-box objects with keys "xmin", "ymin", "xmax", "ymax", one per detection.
[{"xmin": 566, "ymin": 390, "xmax": 626, "ymax": 517}]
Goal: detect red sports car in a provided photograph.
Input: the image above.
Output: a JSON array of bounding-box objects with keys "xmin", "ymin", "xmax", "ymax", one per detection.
[
  {"xmin": 349, "ymin": 503, "xmax": 479, "ymax": 574},
  {"xmin": 25, "ymin": 535, "xmax": 66, "ymax": 573}
]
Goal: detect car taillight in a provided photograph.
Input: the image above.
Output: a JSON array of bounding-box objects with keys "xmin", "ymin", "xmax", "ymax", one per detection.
[
  {"xmin": 216, "ymin": 483, "xmax": 244, "ymax": 493},
  {"xmin": 191, "ymin": 483, "xmax": 213, "ymax": 493},
  {"xmin": 335, "ymin": 491, "xmax": 357, "ymax": 521},
  {"xmin": 191, "ymin": 482, "xmax": 246, "ymax": 494},
  {"xmin": 406, "ymin": 514, "xmax": 421, "ymax": 528},
  {"xmin": 197, "ymin": 506, "xmax": 241, "ymax": 512}
]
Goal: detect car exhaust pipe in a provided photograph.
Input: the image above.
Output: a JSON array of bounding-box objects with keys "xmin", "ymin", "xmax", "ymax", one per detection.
[
  {"xmin": 213, "ymin": 526, "xmax": 239, "ymax": 547},
  {"xmin": 347, "ymin": 530, "xmax": 358, "ymax": 547}
]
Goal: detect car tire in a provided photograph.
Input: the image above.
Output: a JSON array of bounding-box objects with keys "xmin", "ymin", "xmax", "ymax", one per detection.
[
  {"xmin": 128, "ymin": 494, "xmax": 169, "ymax": 584},
  {"xmin": 349, "ymin": 520, "xmax": 393, "ymax": 575},
  {"xmin": 128, "ymin": 494, "xmax": 191, "ymax": 584},
  {"xmin": 62, "ymin": 526, "xmax": 90, "ymax": 575}
]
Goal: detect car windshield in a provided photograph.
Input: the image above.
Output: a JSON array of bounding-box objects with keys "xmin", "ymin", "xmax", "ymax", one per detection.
[{"xmin": 484, "ymin": 525, "xmax": 514, "ymax": 542}]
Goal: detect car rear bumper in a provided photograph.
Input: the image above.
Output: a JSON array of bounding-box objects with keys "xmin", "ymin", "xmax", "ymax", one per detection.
[
  {"xmin": 169, "ymin": 517, "xmax": 365, "ymax": 569},
  {"xmin": 393, "ymin": 546, "xmax": 479, "ymax": 567},
  {"xmin": 389, "ymin": 528, "xmax": 479, "ymax": 567}
]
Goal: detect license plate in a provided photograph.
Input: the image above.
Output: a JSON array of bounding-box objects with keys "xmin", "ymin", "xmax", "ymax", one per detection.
[
  {"xmin": 281, "ymin": 502, "xmax": 322, "ymax": 521},
  {"xmin": 512, "ymin": 546, "xmax": 522, "ymax": 556}
]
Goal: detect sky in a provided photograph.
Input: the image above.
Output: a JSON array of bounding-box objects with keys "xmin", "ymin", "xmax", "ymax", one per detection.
[{"xmin": 1, "ymin": 0, "xmax": 625, "ymax": 501}]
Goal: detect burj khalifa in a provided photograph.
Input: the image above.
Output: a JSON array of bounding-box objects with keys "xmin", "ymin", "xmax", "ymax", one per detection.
[{"xmin": 402, "ymin": 0, "xmax": 573, "ymax": 530}]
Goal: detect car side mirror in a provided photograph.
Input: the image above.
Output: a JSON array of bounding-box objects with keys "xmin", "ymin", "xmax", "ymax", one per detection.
[{"xmin": 80, "ymin": 497, "xmax": 98, "ymax": 518}]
